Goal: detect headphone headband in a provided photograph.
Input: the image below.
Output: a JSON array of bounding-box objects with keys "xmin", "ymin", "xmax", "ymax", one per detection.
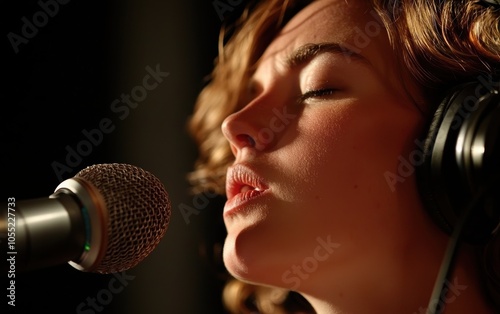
[{"xmin": 482, "ymin": 0, "xmax": 500, "ymax": 6}]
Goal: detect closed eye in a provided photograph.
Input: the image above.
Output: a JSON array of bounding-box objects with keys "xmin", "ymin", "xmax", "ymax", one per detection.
[{"xmin": 298, "ymin": 88, "xmax": 337, "ymax": 104}]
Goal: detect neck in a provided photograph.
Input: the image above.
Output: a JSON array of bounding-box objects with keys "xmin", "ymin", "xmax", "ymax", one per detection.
[{"xmin": 298, "ymin": 241, "xmax": 495, "ymax": 314}]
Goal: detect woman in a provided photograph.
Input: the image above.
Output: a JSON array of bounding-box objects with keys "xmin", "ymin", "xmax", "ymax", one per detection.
[{"xmin": 188, "ymin": 0, "xmax": 499, "ymax": 313}]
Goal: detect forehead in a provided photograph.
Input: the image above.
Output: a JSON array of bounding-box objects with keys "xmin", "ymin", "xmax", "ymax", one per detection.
[{"xmin": 257, "ymin": 0, "xmax": 393, "ymax": 77}]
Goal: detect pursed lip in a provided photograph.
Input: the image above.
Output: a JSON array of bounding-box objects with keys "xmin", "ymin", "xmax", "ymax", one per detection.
[{"xmin": 224, "ymin": 163, "xmax": 269, "ymax": 216}]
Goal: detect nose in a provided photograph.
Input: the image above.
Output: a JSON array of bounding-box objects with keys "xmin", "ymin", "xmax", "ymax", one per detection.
[
  {"xmin": 221, "ymin": 96, "xmax": 281, "ymax": 156},
  {"xmin": 221, "ymin": 107, "xmax": 261, "ymax": 156}
]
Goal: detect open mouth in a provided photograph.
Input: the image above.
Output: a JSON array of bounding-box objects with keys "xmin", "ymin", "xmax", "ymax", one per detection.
[
  {"xmin": 224, "ymin": 164, "xmax": 268, "ymax": 214},
  {"xmin": 240, "ymin": 185, "xmax": 263, "ymax": 194}
]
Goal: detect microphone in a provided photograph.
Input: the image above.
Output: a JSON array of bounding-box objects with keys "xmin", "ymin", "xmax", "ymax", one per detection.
[{"xmin": 1, "ymin": 163, "xmax": 171, "ymax": 274}]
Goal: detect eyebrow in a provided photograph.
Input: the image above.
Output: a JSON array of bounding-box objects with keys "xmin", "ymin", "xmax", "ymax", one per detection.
[{"xmin": 285, "ymin": 42, "xmax": 371, "ymax": 68}]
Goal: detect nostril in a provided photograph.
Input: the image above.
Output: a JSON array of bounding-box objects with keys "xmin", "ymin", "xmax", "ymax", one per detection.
[{"xmin": 236, "ymin": 134, "xmax": 256, "ymax": 148}]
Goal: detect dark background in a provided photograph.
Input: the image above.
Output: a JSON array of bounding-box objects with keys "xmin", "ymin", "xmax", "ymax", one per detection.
[{"xmin": 2, "ymin": 1, "xmax": 246, "ymax": 313}]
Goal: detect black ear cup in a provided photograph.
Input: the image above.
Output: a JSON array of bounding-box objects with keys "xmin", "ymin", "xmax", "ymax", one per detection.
[{"xmin": 416, "ymin": 78, "xmax": 500, "ymax": 243}]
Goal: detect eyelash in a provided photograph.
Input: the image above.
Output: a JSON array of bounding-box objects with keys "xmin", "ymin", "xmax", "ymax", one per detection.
[{"xmin": 298, "ymin": 88, "xmax": 336, "ymax": 104}]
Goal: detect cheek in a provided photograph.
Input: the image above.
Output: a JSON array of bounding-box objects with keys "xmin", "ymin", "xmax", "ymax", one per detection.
[
  {"xmin": 278, "ymin": 104, "xmax": 360, "ymax": 198},
  {"xmin": 277, "ymin": 99, "xmax": 423, "ymax": 229}
]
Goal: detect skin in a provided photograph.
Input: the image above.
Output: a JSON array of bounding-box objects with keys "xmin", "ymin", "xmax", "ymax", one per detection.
[{"xmin": 220, "ymin": 0, "xmax": 495, "ymax": 313}]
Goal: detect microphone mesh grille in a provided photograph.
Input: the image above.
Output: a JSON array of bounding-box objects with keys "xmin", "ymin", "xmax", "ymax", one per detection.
[{"xmin": 75, "ymin": 163, "xmax": 171, "ymax": 273}]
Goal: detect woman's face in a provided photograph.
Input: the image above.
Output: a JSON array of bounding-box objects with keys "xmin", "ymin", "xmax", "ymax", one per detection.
[{"xmin": 221, "ymin": 0, "xmax": 445, "ymax": 293}]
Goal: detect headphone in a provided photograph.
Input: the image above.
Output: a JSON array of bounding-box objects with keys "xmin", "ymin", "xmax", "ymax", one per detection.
[
  {"xmin": 416, "ymin": 75, "xmax": 500, "ymax": 244},
  {"xmin": 483, "ymin": 0, "xmax": 500, "ymax": 5}
]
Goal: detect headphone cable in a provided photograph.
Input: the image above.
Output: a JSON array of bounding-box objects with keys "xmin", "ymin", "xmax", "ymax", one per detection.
[{"xmin": 426, "ymin": 184, "xmax": 490, "ymax": 314}]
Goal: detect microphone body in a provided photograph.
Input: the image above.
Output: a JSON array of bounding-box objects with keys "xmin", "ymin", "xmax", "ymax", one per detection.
[
  {"xmin": 12, "ymin": 191, "xmax": 86, "ymax": 272},
  {"xmin": 1, "ymin": 163, "xmax": 171, "ymax": 274}
]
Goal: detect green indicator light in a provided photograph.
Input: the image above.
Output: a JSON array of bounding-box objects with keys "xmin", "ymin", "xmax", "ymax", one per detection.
[{"xmin": 81, "ymin": 206, "xmax": 91, "ymax": 252}]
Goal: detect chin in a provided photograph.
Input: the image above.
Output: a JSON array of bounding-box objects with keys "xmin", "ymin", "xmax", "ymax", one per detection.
[
  {"xmin": 223, "ymin": 227, "xmax": 289, "ymax": 288},
  {"xmin": 223, "ymin": 234, "xmax": 249, "ymax": 280}
]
